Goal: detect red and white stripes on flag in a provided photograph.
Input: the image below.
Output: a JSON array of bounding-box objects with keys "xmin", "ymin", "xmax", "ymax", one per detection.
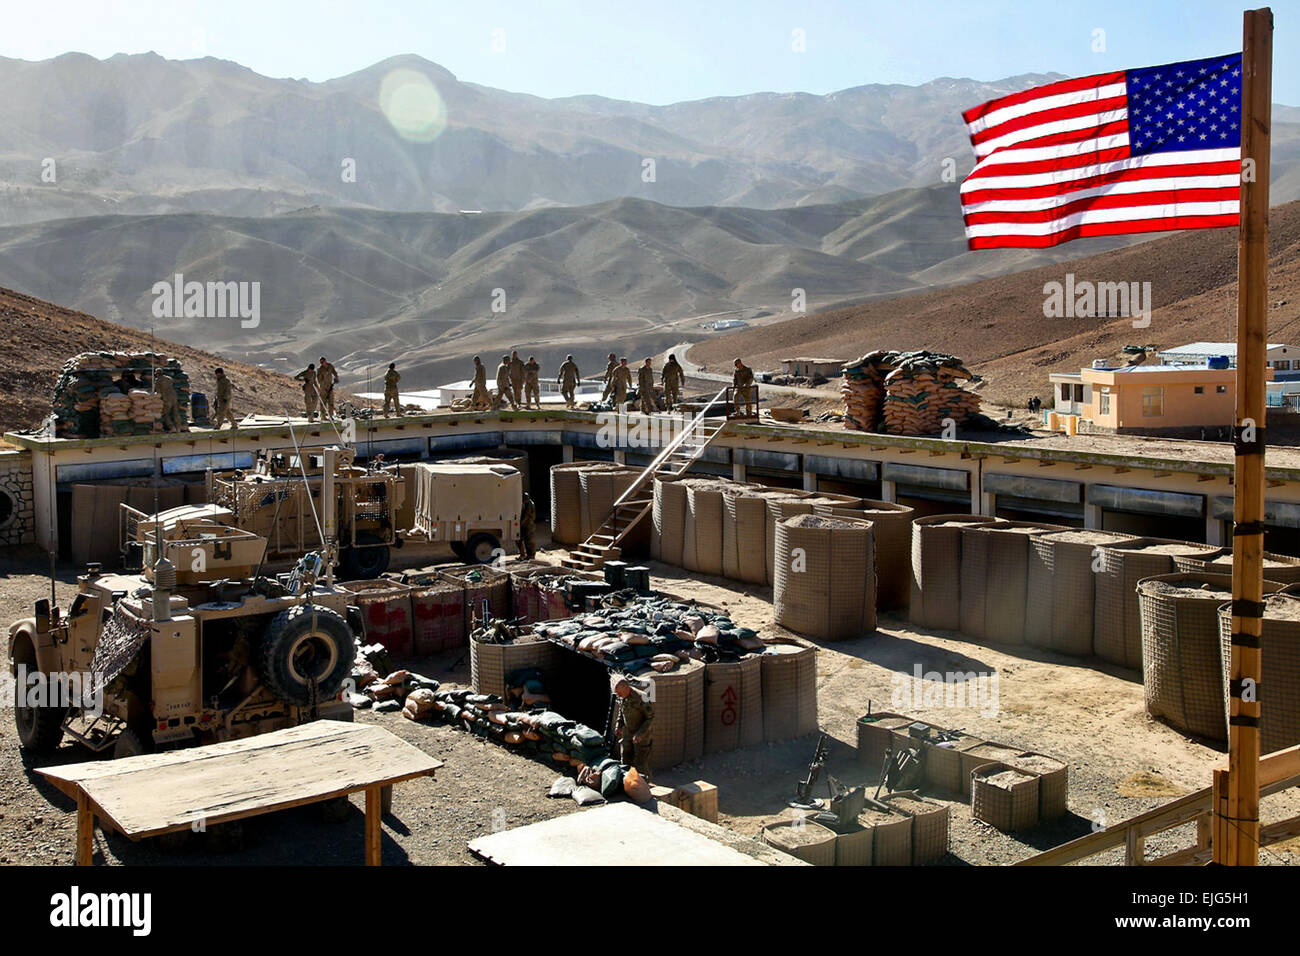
[{"xmin": 960, "ymin": 57, "xmax": 1243, "ymax": 249}]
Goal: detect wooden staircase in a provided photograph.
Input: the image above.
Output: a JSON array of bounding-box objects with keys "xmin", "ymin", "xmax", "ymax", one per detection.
[{"xmin": 561, "ymin": 389, "xmax": 730, "ymax": 571}]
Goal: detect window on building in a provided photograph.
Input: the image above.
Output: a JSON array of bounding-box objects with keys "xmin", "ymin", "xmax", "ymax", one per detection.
[
  {"xmin": 1142, "ymin": 387, "xmax": 1164, "ymax": 416},
  {"xmin": 1194, "ymin": 385, "xmax": 1205, "ymax": 394},
  {"xmin": 1060, "ymin": 383, "xmax": 1070, "ymax": 402},
  {"xmin": 1073, "ymin": 384, "xmax": 1084, "ymax": 402},
  {"xmin": 1217, "ymin": 385, "xmax": 1228, "ymax": 394},
  {"xmin": 1277, "ymin": 360, "xmax": 1292, "ymax": 370},
  {"xmin": 1099, "ymin": 388, "xmax": 1111, "ymax": 415}
]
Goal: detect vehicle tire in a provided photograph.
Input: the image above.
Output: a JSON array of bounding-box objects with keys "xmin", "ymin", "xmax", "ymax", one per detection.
[
  {"xmin": 258, "ymin": 605, "xmax": 354, "ymax": 706},
  {"xmin": 112, "ymin": 725, "xmax": 154, "ymax": 759},
  {"xmin": 11, "ymin": 629, "xmax": 67, "ymax": 755},
  {"xmin": 341, "ymin": 532, "xmax": 390, "ymax": 579},
  {"xmin": 464, "ymin": 532, "xmax": 502, "ymax": 566},
  {"xmin": 450, "ymin": 541, "xmax": 468, "ymax": 562}
]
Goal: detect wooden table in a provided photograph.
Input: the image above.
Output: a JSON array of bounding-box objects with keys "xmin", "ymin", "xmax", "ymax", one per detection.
[{"xmin": 39, "ymin": 720, "xmax": 442, "ymax": 866}]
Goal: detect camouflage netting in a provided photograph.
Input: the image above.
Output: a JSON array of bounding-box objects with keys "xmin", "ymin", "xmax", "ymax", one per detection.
[{"xmin": 90, "ymin": 602, "xmax": 151, "ymax": 686}]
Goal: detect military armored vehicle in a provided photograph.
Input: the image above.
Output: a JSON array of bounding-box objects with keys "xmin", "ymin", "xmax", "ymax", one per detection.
[{"xmin": 10, "ymin": 448, "xmax": 362, "ymax": 758}]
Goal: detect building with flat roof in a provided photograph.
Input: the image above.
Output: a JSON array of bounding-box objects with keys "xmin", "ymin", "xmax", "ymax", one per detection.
[
  {"xmin": 1078, "ymin": 363, "xmax": 1273, "ymax": 437},
  {"xmin": 1158, "ymin": 341, "xmax": 1300, "ymax": 378}
]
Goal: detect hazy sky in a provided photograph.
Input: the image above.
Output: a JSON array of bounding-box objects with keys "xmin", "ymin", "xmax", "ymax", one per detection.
[{"xmin": 4, "ymin": 0, "xmax": 1298, "ymax": 105}]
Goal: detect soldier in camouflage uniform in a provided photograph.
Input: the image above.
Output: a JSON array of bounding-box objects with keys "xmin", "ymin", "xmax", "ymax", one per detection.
[
  {"xmin": 637, "ymin": 358, "xmax": 657, "ymax": 414},
  {"xmin": 610, "ymin": 358, "xmax": 633, "ymax": 409},
  {"xmin": 524, "ymin": 356, "xmax": 541, "ymax": 408},
  {"xmin": 732, "ymin": 357, "xmax": 756, "ymax": 417},
  {"xmin": 518, "ymin": 492, "xmax": 537, "ymax": 559},
  {"xmin": 600, "ymin": 352, "xmax": 619, "ymax": 402},
  {"xmin": 212, "ymin": 368, "xmax": 235, "ymax": 429},
  {"xmin": 294, "ymin": 364, "xmax": 318, "ymax": 421},
  {"xmin": 509, "ymin": 350, "xmax": 526, "ymax": 407},
  {"xmin": 612, "ymin": 676, "xmax": 654, "ymax": 772},
  {"xmin": 470, "ymin": 356, "xmax": 491, "ymax": 410},
  {"xmin": 557, "ymin": 355, "xmax": 581, "ymax": 408},
  {"xmin": 154, "ymin": 370, "xmax": 185, "ymax": 432},
  {"xmin": 496, "ymin": 355, "xmax": 517, "ymax": 410},
  {"xmin": 316, "ymin": 356, "xmax": 339, "ymax": 418},
  {"xmin": 662, "ymin": 354, "xmax": 684, "ymax": 410},
  {"xmin": 382, "ymin": 363, "xmax": 401, "ymax": 415}
]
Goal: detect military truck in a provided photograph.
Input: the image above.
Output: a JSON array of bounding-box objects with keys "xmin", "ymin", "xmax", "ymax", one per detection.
[
  {"xmin": 409, "ymin": 462, "xmax": 522, "ymax": 564},
  {"xmin": 196, "ymin": 445, "xmax": 402, "ymax": 578},
  {"xmin": 11, "ymin": 449, "xmax": 362, "ymax": 759}
]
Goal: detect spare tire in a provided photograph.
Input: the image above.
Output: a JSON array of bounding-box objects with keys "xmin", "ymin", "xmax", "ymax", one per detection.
[{"xmin": 259, "ymin": 605, "xmax": 355, "ymax": 706}]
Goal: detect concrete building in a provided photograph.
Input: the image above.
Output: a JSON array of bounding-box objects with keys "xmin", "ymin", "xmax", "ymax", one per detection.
[
  {"xmin": 1048, "ymin": 371, "xmax": 1090, "ymax": 415},
  {"xmin": 1158, "ymin": 341, "xmax": 1300, "ymax": 379},
  {"xmin": 780, "ymin": 357, "xmax": 844, "ymax": 378},
  {"xmin": 12, "ymin": 404, "xmax": 1300, "ymax": 561},
  {"xmin": 1076, "ymin": 364, "xmax": 1272, "ymax": 438}
]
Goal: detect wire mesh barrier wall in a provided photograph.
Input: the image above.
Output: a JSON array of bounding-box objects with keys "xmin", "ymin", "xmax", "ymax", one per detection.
[
  {"xmin": 1218, "ymin": 590, "xmax": 1300, "ymax": 755},
  {"xmin": 909, "ymin": 514, "xmax": 1000, "ymax": 632},
  {"xmin": 774, "ymin": 514, "xmax": 877, "ymax": 641},
  {"xmin": 816, "ymin": 499, "xmax": 915, "ymax": 611},
  {"xmin": 1025, "ymin": 530, "xmax": 1136, "ymax": 655}
]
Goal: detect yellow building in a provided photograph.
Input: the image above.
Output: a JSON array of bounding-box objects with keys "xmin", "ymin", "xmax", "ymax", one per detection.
[{"xmin": 1079, "ymin": 364, "xmax": 1272, "ymax": 437}]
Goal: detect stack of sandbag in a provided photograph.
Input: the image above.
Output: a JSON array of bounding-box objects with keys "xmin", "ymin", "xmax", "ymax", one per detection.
[
  {"xmin": 840, "ymin": 352, "xmax": 888, "ymax": 431},
  {"xmin": 128, "ymin": 388, "xmax": 164, "ymax": 434},
  {"xmin": 98, "ymin": 390, "xmax": 133, "ymax": 437},
  {"xmin": 49, "ymin": 351, "xmax": 178, "ymax": 439},
  {"xmin": 840, "ymin": 350, "xmax": 980, "ymax": 435}
]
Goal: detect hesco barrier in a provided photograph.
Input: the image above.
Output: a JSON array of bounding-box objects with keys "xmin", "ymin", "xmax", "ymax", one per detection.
[
  {"xmin": 470, "ymin": 633, "xmax": 565, "ymax": 698},
  {"xmin": 909, "ymin": 515, "xmax": 1000, "ymax": 632},
  {"xmin": 1005, "ymin": 752, "xmax": 1069, "ymax": 821},
  {"xmin": 580, "ymin": 466, "xmax": 637, "ymax": 542},
  {"xmin": 654, "ymin": 477, "xmax": 688, "ymax": 567},
  {"xmin": 1219, "ymin": 591, "xmax": 1300, "ymax": 754},
  {"xmin": 860, "ymin": 807, "xmax": 912, "ymax": 865},
  {"xmin": 969, "ymin": 522, "xmax": 1067, "ymax": 645},
  {"xmin": 341, "ymin": 579, "xmax": 415, "ymax": 655},
  {"xmin": 856, "ymin": 712, "xmax": 914, "ymax": 766},
  {"xmin": 971, "ymin": 764, "xmax": 1039, "ymax": 832},
  {"xmin": 762, "ymin": 819, "xmax": 836, "ymax": 865},
  {"xmin": 728, "ymin": 490, "xmax": 786, "ymax": 584},
  {"xmin": 882, "ymin": 793, "xmax": 950, "ymax": 865},
  {"xmin": 1026, "ymin": 530, "xmax": 1136, "ymax": 656},
  {"xmin": 408, "ymin": 579, "xmax": 465, "ymax": 655},
  {"xmin": 686, "ymin": 483, "xmax": 726, "ymax": 576},
  {"xmin": 1093, "ymin": 538, "xmax": 1219, "ymax": 670},
  {"xmin": 703, "ymin": 655, "xmax": 764, "ymax": 753},
  {"xmin": 764, "ymin": 493, "xmax": 815, "ymax": 585},
  {"xmin": 645, "ymin": 659, "xmax": 704, "ymax": 770},
  {"xmin": 774, "ymin": 514, "xmax": 877, "ymax": 641},
  {"xmin": 817, "ymin": 499, "xmax": 915, "ymax": 611},
  {"xmin": 439, "ymin": 564, "xmax": 512, "ymax": 630},
  {"xmin": 532, "ymin": 570, "xmax": 578, "ymax": 621},
  {"xmin": 508, "ymin": 563, "xmax": 545, "ymax": 622},
  {"xmin": 832, "ymin": 822, "xmax": 874, "ymax": 866},
  {"xmin": 959, "ymin": 742, "xmax": 1023, "ymax": 799},
  {"xmin": 1174, "ymin": 547, "xmax": 1300, "ymax": 585},
  {"xmin": 761, "ymin": 638, "xmax": 819, "ymax": 741},
  {"xmin": 1139, "ymin": 573, "xmax": 1282, "ymax": 743},
  {"xmin": 549, "ymin": 463, "xmax": 587, "ymax": 545}
]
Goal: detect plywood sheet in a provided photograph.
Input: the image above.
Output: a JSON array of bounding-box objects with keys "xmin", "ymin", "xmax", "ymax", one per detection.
[{"xmin": 468, "ymin": 802, "xmax": 767, "ymax": 866}]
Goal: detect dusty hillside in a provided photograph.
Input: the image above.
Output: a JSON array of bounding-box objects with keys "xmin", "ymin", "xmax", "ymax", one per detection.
[
  {"xmin": 691, "ymin": 201, "xmax": 1300, "ymax": 406},
  {"xmin": 0, "ymin": 286, "xmax": 332, "ymax": 435}
]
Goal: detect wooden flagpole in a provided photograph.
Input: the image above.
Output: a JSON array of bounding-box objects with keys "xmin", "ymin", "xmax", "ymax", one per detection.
[{"xmin": 1220, "ymin": 6, "xmax": 1273, "ymax": 867}]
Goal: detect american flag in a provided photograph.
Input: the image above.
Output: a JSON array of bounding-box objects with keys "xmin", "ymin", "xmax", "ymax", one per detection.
[{"xmin": 960, "ymin": 53, "xmax": 1243, "ymax": 249}]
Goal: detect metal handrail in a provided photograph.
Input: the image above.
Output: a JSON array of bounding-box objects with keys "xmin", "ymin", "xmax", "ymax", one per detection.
[{"xmin": 606, "ymin": 386, "xmax": 729, "ymax": 514}]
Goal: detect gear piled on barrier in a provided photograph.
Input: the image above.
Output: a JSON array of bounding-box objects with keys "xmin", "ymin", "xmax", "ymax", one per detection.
[
  {"xmin": 51, "ymin": 352, "xmax": 191, "ymax": 438},
  {"xmin": 841, "ymin": 350, "xmax": 981, "ymax": 435},
  {"xmin": 532, "ymin": 594, "xmax": 764, "ymax": 672}
]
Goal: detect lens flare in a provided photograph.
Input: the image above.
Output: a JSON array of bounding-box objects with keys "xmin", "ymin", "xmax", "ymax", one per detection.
[{"xmin": 378, "ymin": 68, "xmax": 448, "ymax": 143}]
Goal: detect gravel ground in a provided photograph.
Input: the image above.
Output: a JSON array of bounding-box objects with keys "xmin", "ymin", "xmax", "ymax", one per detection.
[{"xmin": 2, "ymin": 541, "xmax": 1298, "ymax": 866}]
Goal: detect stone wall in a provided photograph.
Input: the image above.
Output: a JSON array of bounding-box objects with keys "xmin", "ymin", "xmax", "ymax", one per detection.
[{"xmin": 0, "ymin": 450, "xmax": 35, "ymax": 546}]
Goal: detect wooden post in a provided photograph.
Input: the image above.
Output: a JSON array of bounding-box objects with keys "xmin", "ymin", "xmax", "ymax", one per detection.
[
  {"xmin": 1220, "ymin": 6, "xmax": 1273, "ymax": 867},
  {"xmin": 365, "ymin": 786, "xmax": 383, "ymax": 866}
]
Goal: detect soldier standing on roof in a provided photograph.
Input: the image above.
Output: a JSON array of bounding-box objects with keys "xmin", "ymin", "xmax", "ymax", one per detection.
[
  {"xmin": 294, "ymin": 363, "xmax": 318, "ymax": 421},
  {"xmin": 732, "ymin": 357, "xmax": 755, "ymax": 417},
  {"xmin": 662, "ymin": 354, "xmax": 684, "ymax": 410},
  {"xmin": 524, "ymin": 355, "xmax": 541, "ymax": 408},
  {"xmin": 638, "ymin": 358, "xmax": 657, "ymax": 414},
  {"xmin": 383, "ymin": 363, "xmax": 401, "ymax": 415},
  {"xmin": 213, "ymin": 368, "xmax": 235, "ymax": 429},
  {"xmin": 611, "ymin": 675, "xmax": 654, "ymax": 772},
  {"xmin": 496, "ymin": 355, "xmax": 517, "ymax": 410},
  {"xmin": 470, "ymin": 356, "xmax": 491, "ymax": 410},
  {"xmin": 610, "ymin": 358, "xmax": 633, "ymax": 410},
  {"xmin": 558, "ymin": 355, "xmax": 581, "ymax": 408},
  {"xmin": 600, "ymin": 352, "xmax": 619, "ymax": 402},
  {"xmin": 154, "ymin": 369, "xmax": 185, "ymax": 432},
  {"xmin": 316, "ymin": 356, "xmax": 339, "ymax": 418},
  {"xmin": 509, "ymin": 350, "xmax": 526, "ymax": 407}
]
